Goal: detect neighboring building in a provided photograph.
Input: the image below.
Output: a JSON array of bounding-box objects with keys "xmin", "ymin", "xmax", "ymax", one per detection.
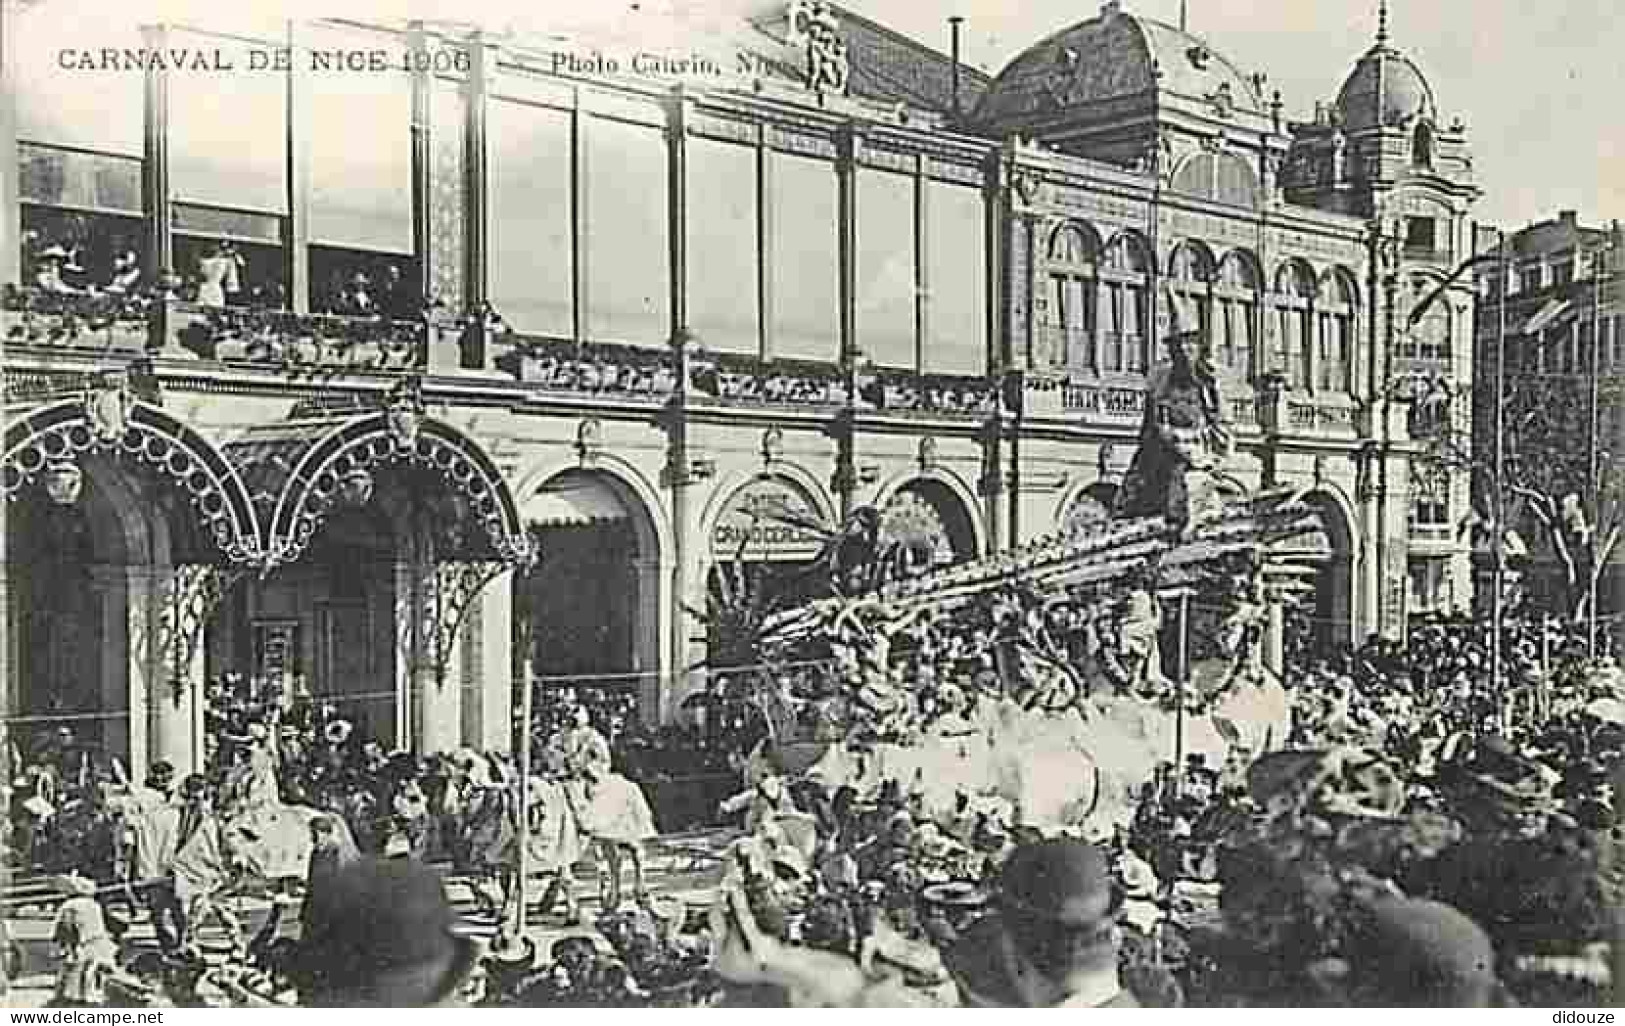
[
  {"xmin": 1471, "ymin": 212, "xmax": 1625, "ymax": 628},
  {"xmin": 0, "ymin": 0, "xmax": 1475, "ymax": 774}
]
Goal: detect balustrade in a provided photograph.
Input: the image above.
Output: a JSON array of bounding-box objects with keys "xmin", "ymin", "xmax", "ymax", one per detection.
[
  {"xmin": 499, "ymin": 337, "xmax": 676, "ymax": 399},
  {"xmin": 178, "ymin": 303, "xmax": 429, "ymax": 372},
  {"xmin": 1283, "ymin": 393, "xmax": 1358, "ymax": 436},
  {"xmin": 1062, "ymin": 381, "xmax": 1144, "ymax": 420},
  {"xmin": 1, "ymin": 283, "xmax": 157, "ymax": 354}
]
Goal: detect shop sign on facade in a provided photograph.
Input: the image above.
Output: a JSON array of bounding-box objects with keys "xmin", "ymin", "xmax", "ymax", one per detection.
[{"xmin": 712, "ymin": 476, "xmax": 826, "ymax": 561}]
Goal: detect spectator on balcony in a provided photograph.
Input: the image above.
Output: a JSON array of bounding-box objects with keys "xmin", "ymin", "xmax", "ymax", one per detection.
[
  {"xmin": 33, "ymin": 245, "xmax": 81, "ymax": 295},
  {"xmin": 105, "ymin": 249, "xmax": 141, "ymax": 294},
  {"xmin": 344, "ymin": 272, "xmax": 378, "ymax": 317},
  {"xmin": 380, "ymin": 264, "xmax": 420, "ymax": 322},
  {"xmin": 197, "ymin": 241, "xmax": 243, "ymax": 308}
]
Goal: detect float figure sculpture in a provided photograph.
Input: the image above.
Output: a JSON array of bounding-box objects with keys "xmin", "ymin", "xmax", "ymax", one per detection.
[{"xmin": 1116, "ymin": 325, "xmax": 1241, "ymax": 537}]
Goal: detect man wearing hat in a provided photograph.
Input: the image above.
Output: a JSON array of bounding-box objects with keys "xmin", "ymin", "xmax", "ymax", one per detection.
[
  {"xmin": 710, "ymin": 837, "xmax": 1138, "ymax": 1007},
  {"xmin": 296, "ymin": 856, "xmax": 479, "ymax": 1006}
]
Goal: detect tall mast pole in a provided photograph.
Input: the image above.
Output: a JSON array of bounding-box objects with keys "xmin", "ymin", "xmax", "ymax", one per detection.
[
  {"xmin": 1492, "ymin": 230, "xmax": 1507, "ymax": 717},
  {"xmin": 1589, "ymin": 242, "xmax": 1606, "ymax": 656}
]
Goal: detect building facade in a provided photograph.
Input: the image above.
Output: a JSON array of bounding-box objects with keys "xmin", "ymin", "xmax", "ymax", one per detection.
[
  {"xmin": 1471, "ymin": 212, "xmax": 1624, "ymax": 629},
  {"xmin": 0, "ymin": 0, "xmax": 1476, "ymax": 775}
]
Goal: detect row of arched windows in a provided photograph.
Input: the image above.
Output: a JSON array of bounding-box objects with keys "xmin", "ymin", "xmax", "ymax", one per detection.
[{"xmin": 1041, "ymin": 222, "xmax": 1362, "ymax": 393}]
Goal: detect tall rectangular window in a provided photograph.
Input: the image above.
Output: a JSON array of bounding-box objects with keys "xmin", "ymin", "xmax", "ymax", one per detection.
[
  {"xmin": 489, "ymin": 98, "xmax": 574, "ymax": 336},
  {"xmin": 856, "ymin": 170, "xmax": 916, "ymax": 369},
  {"xmin": 771, "ymin": 152, "xmax": 838, "ymax": 362},
  {"xmin": 686, "ymin": 138, "xmax": 760, "ymax": 355},
  {"xmin": 170, "ymin": 30, "xmax": 288, "ymax": 214},
  {"xmin": 924, "ymin": 182, "xmax": 986, "ymax": 375},
  {"xmin": 307, "ymin": 26, "xmax": 413, "ymax": 255},
  {"xmin": 586, "ymin": 115, "xmax": 668, "ymax": 344},
  {"xmin": 13, "ymin": 10, "xmax": 143, "ymax": 156}
]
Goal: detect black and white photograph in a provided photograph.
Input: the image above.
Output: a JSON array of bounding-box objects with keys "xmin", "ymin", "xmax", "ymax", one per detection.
[{"xmin": 0, "ymin": 0, "xmax": 1620, "ymax": 1008}]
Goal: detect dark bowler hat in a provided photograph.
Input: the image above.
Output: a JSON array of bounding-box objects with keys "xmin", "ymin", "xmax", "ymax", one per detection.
[
  {"xmin": 298, "ymin": 857, "xmax": 479, "ymax": 1007},
  {"xmin": 996, "ymin": 837, "xmax": 1120, "ymax": 926}
]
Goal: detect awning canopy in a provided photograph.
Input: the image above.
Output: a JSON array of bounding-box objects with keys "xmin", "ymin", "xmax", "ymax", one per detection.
[
  {"xmin": 527, "ymin": 478, "xmax": 628, "ymax": 527},
  {"xmin": 1520, "ymin": 298, "xmax": 1574, "ymax": 335}
]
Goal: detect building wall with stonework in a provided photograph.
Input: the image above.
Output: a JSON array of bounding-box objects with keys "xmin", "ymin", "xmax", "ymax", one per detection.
[{"xmin": 0, "ymin": 3, "xmax": 1465, "ymax": 772}]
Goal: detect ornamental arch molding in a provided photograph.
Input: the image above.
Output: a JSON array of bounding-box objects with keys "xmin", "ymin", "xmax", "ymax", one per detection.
[
  {"xmin": 226, "ymin": 406, "xmax": 531, "ymax": 569},
  {"xmin": 3, "ymin": 394, "xmax": 265, "ymax": 566},
  {"xmin": 512, "ymin": 452, "xmax": 674, "ymax": 570}
]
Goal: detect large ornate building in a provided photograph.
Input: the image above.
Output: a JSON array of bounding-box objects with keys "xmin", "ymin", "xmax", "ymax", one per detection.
[{"xmin": 0, "ymin": 0, "xmax": 1479, "ymax": 774}]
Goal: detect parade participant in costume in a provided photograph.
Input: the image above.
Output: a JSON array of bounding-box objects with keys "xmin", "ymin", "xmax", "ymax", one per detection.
[
  {"xmin": 171, "ymin": 775, "xmax": 243, "ymax": 954},
  {"xmin": 128, "ymin": 761, "xmax": 184, "ymax": 954},
  {"xmin": 52, "ymin": 874, "xmax": 118, "ymax": 1005},
  {"xmin": 301, "ymin": 813, "xmax": 361, "ymax": 937},
  {"xmin": 560, "ymin": 707, "xmax": 657, "ymax": 910},
  {"xmin": 456, "ymin": 754, "xmax": 516, "ymax": 918},
  {"xmin": 719, "ymin": 773, "xmax": 799, "ymax": 833},
  {"xmin": 528, "ymin": 742, "xmax": 585, "ymax": 926}
]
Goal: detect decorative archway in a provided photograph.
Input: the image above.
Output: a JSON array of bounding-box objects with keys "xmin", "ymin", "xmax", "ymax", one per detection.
[
  {"xmin": 230, "ymin": 389, "xmax": 528, "ymax": 567},
  {"xmin": 217, "ymin": 383, "xmax": 533, "ymax": 752},
  {"xmin": 1277, "ymin": 485, "xmax": 1357, "ymax": 653},
  {"xmin": 4, "ymin": 384, "xmax": 264, "ymax": 565},
  {"xmin": 520, "ymin": 465, "xmax": 665, "ymax": 689}
]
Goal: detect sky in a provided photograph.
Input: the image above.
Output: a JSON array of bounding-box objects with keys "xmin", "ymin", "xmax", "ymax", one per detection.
[
  {"xmin": 844, "ymin": 0, "xmax": 1623, "ymax": 233},
  {"xmin": 15, "ymin": 0, "xmax": 1622, "ymax": 232}
]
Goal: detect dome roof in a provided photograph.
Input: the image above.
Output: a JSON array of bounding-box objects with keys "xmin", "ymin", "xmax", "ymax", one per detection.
[
  {"xmin": 973, "ymin": 3, "xmax": 1264, "ymax": 125},
  {"xmin": 1334, "ymin": 44, "xmax": 1437, "ymax": 131}
]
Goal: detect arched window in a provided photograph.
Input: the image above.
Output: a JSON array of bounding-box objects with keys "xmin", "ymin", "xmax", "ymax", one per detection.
[
  {"xmin": 1315, "ymin": 269, "xmax": 1358, "ymax": 392},
  {"xmin": 1167, "ymin": 242, "xmax": 1216, "ymax": 346},
  {"xmin": 1101, "ymin": 234, "xmax": 1152, "ymax": 374},
  {"xmin": 1215, "ymin": 250, "xmax": 1261, "ymax": 379},
  {"xmin": 1171, "ymin": 152, "xmax": 1261, "ymax": 210},
  {"xmin": 1413, "ymin": 122, "xmax": 1435, "ymax": 169},
  {"xmin": 1043, "ymin": 222, "xmax": 1100, "ymax": 373},
  {"xmin": 1274, "ymin": 261, "xmax": 1316, "ymax": 388}
]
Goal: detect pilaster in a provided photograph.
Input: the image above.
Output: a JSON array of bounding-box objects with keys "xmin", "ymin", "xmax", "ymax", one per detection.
[
  {"xmin": 140, "ymin": 23, "xmax": 173, "ymax": 282},
  {"xmin": 0, "ymin": 0, "xmax": 20, "ymax": 286}
]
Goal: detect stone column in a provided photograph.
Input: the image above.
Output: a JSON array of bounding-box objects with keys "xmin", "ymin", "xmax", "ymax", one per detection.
[
  {"xmin": 461, "ymin": 567, "xmax": 513, "ymax": 752},
  {"xmin": 148, "ymin": 565, "xmax": 203, "ymax": 777},
  {"xmin": 409, "ymin": 561, "xmax": 470, "ymax": 758},
  {"xmin": 630, "ymin": 557, "xmax": 667, "ymax": 726}
]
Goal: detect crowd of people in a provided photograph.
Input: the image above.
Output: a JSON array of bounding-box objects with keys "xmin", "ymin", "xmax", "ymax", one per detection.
[{"xmin": 4, "ymin": 610, "xmax": 1619, "ymax": 1007}]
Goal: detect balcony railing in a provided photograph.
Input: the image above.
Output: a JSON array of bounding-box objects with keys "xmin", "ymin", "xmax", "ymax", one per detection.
[
  {"xmin": 2, "ymin": 283, "xmax": 157, "ymax": 354},
  {"xmin": 1281, "ymin": 392, "xmax": 1359, "ymax": 436},
  {"xmin": 178, "ymin": 304, "xmax": 428, "ymax": 372},
  {"xmin": 498, "ymin": 337, "xmax": 678, "ymax": 400},
  {"xmin": 865, "ymin": 369, "xmax": 998, "ymax": 418},
  {"xmin": 1062, "ymin": 381, "xmax": 1144, "ymax": 420}
]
